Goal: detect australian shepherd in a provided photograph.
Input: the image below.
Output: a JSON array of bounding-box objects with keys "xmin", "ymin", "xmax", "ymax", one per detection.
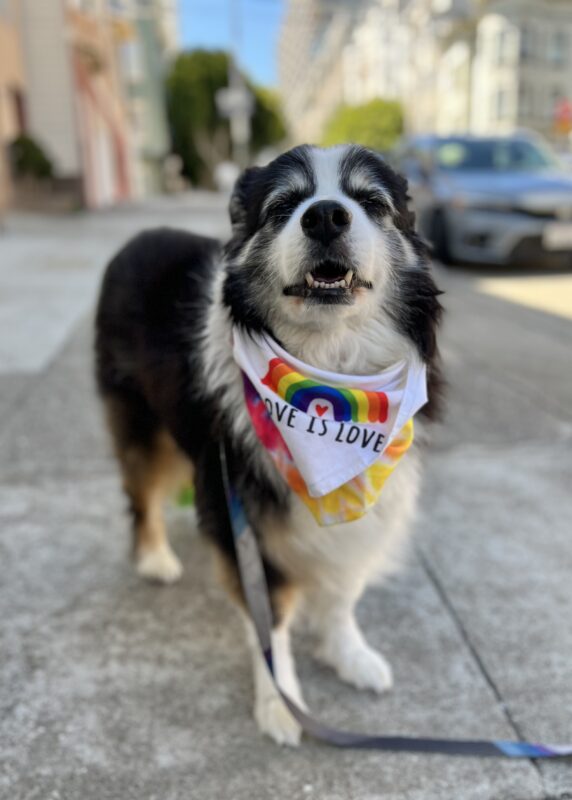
[{"xmin": 95, "ymin": 144, "xmax": 443, "ymax": 746}]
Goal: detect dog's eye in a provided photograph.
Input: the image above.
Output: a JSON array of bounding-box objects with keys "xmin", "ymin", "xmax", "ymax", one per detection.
[
  {"xmin": 264, "ymin": 191, "xmax": 308, "ymax": 223},
  {"xmin": 351, "ymin": 190, "xmax": 391, "ymax": 216}
]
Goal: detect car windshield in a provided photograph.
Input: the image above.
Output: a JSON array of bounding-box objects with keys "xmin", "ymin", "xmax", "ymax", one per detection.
[{"xmin": 435, "ymin": 138, "xmax": 559, "ymax": 172}]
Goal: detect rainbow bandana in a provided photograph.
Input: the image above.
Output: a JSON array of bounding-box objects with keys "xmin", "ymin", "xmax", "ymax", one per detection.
[{"xmin": 233, "ymin": 328, "xmax": 428, "ymax": 526}]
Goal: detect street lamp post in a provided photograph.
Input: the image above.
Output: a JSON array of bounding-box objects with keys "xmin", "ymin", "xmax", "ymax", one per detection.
[{"xmin": 214, "ymin": 0, "xmax": 253, "ymax": 169}]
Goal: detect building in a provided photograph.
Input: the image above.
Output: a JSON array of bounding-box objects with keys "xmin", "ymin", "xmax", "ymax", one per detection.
[
  {"xmin": 468, "ymin": 0, "xmax": 572, "ymax": 142},
  {"xmin": 279, "ymin": 0, "xmax": 572, "ymax": 147},
  {"xmin": 343, "ymin": 0, "xmax": 408, "ymax": 107},
  {"xmin": 1, "ymin": 0, "xmax": 177, "ymax": 211},
  {"xmin": 117, "ymin": 0, "xmax": 174, "ymax": 196},
  {"xmin": 0, "ymin": 0, "xmax": 27, "ymax": 212},
  {"xmin": 399, "ymin": 0, "xmax": 474, "ymax": 134},
  {"xmin": 279, "ymin": 0, "xmax": 367, "ymax": 142}
]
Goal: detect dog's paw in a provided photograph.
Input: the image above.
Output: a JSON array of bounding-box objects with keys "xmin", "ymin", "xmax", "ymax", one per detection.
[
  {"xmin": 255, "ymin": 695, "xmax": 302, "ymax": 747},
  {"xmin": 136, "ymin": 544, "xmax": 183, "ymax": 584},
  {"xmin": 316, "ymin": 640, "xmax": 393, "ymax": 694}
]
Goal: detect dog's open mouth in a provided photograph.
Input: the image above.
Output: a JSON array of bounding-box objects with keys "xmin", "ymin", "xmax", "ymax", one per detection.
[{"xmin": 283, "ymin": 260, "xmax": 372, "ymax": 300}]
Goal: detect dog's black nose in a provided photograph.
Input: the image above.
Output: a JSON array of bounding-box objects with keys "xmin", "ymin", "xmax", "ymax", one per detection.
[{"xmin": 301, "ymin": 201, "xmax": 352, "ymax": 243}]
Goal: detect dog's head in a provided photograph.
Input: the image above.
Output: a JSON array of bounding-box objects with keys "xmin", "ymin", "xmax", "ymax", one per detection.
[{"xmin": 224, "ymin": 145, "xmax": 442, "ymax": 382}]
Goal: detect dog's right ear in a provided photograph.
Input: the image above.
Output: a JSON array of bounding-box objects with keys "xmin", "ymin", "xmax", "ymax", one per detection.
[{"xmin": 229, "ymin": 166, "xmax": 262, "ymax": 232}]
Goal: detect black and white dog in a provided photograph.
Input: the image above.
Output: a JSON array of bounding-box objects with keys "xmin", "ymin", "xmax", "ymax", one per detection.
[{"xmin": 95, "ymin": 144, "xmax": 443, "ymax": 745}]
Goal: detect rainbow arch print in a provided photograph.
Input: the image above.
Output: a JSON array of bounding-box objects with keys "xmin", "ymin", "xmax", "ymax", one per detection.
[{"xmin": 261, "ymin": 358, "xmax": 389, "ymax": 423}]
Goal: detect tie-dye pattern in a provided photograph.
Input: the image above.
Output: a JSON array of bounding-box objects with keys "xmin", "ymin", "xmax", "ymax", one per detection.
[{"xmin": 244, "ymin": 376, "xmax": 414, "ymax": 526}]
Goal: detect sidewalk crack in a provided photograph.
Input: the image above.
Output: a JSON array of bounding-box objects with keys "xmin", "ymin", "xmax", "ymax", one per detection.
[{"xmin": 416, "ymin": 543, "xmax": 547, "ymax": 790}]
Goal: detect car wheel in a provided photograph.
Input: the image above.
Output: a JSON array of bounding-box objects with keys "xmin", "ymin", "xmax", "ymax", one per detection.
[{"xmin": 431, "ymin": 210, "xmax": 453, "ymax": 266}]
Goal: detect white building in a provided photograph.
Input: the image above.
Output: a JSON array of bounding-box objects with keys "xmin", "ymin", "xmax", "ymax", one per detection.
[
  {"xmin": 469, "ymin": 1, "xmax": 572, "ymax": 141},
  {"xmin": 279, "ymin": 0, "xmax": 572, "ymax": 147},
  {"xmin": 343, "ymin": 0, "xmax": 408, "ymax": 106},
  {"xmin": 279, "ymin": 0, "xmax": 366, "ymax": 142},
  {"xmin": 399, "ymin": 0, "xmax": 572, "ymax": 141}
]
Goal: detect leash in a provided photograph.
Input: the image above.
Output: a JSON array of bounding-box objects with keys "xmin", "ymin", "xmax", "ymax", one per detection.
[{"xmin": 219, "ymin": 441, "xmax": 571, "ymax": 759}]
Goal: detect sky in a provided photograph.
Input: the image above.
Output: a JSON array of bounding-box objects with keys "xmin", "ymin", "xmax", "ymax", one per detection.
[{"xmin": 178, "ymin": 0, "xmax": 285, "ymax": 87}]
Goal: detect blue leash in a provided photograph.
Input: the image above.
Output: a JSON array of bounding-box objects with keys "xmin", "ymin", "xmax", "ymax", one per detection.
[{"xmin": 219, "ymin": 442, "xmax": 571, "ymax": 759}]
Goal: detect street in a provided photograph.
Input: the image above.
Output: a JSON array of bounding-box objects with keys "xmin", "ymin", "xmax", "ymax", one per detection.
[{"xmin": 1, "ymin": 195, "xmax": 571, "ymax": 800}]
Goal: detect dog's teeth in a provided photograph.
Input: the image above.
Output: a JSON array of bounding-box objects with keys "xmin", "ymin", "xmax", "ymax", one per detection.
[
  {"xmin": 341, "ymin": 279, "xmax": 348, "ymax": 288},
  {"xmin": 345, "ymin": 270, "xmax": 353, "ymax": 284},
  {"xmin": 305, "ymin": 272, "xmax": 314, "ymax": 287}
]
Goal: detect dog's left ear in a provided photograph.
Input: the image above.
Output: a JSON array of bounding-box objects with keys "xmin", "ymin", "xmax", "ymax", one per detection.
[
  {"xmin": 391, "ymin": 172, "xmax": 418, "ymax": 236},
  {"xmin": 229, "ymin": 166, "xmax": 262, "ymax": 232},
  {"xmin": 369, "ymin": 150, "xmax": 418, "ymax": 236}
]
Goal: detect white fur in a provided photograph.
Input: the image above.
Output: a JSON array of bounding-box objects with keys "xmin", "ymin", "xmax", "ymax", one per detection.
[
  {"xmin": 201, "ymin": 144, "xmax": 426, "ymax": 742},
  {"xmin": 271, "ymin": 147, "xmax": 396, "ymax": 332},
  {"xmin": 136, "ymin": 543, "xmax": 183, "ymax": 584},
  {"xmin": 262, "ymin": 445, "xmax": 420, "ymax": 700},
  {"xmin": 244, "ymin": 615, "xmax": 305, "ymax": 746},
  {"xmin": 312, "ymin": 598, "xmax": 394, "ymax": 693}
]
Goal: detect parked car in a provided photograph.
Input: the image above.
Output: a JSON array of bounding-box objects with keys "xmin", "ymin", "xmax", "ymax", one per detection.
[{"xmin": 394, "ymin": 133, "xmax": 572, "ymax": 268}]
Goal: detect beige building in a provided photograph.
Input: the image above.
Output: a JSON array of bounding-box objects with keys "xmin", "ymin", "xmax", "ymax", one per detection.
[
  {"xmin": 0, "ymin": 0, "xmax": 27, "ymax": 211},
  {"xmin": 1, "ymin": 0, "xmax": 177, "ymax": 211},
  {"xmin": 16, "ymin": 0, "xmax": 135, "ymax": 207}
]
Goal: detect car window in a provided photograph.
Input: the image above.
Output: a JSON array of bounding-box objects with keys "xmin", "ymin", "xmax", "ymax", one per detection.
[{"xmin": 435, "ymin": 138, "xmax": 559, "ymax": 172}]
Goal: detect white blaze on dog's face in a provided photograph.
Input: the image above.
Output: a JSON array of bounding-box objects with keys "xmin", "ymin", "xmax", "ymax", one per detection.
[{"xmin": 225, "ymin": 144, "xmax": 424, "ymax": 335}]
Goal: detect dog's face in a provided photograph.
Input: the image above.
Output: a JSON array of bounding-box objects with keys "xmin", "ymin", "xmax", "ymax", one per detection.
[{"xmin": 224, "ymin": 145, "xmax": 436, "ymax": 353}]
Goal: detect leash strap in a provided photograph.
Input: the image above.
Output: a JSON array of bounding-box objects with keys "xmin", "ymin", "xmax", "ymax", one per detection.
[{"xmin": 219, "ymin": 442, "xmax": 571, "ymax": 758}]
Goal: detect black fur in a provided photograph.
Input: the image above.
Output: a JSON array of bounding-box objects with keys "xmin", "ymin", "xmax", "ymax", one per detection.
[
  {"xmin": 95, "ymin": 145, "xmax": 444, "ymax": 622},
  {"xmin": 95, "ymin": 227, "xmax": 290, "ymax": 616}
]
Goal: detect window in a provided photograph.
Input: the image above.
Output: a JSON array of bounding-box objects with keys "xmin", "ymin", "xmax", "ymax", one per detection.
[
  {"xmin": 497, "ymin": 28, "xmax": 510, "ymax": 65},
  {"xmin": 519, "ymin": 82, "xmax": 532, "ymax": 117},
  {"xmin": 550, "ymin": 87, "xmax": 565, "ymax": 120},
  {"xmin": 520, "ymin": 25, "xmax": 535, "ymax": 62},
  {"xmin": 494, "ymin": 88, "xmax": 509, "ymax": 121},
  {"xmin": 69, "ymin": 0, "xmax": 97, "ymax": 12},
  {"xmin": 549, "ymin": 30, "xmax": 568, "ymax": 66},
  {"xmin": 121, "ymin": 41, "xmax": 144, "ymax": 82},
  {"xmin": 435, "ymin": 137, "xmax": 558, "ymax": 172}
]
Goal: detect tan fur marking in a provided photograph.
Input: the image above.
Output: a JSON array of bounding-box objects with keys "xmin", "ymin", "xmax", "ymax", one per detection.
[
  {"xmin": 213, "ymin": 546, "xmax": 299, "ymax": 628},
  {"xmin": 104, "ymin": 397, "xmax": 192, "ymax": 558}
]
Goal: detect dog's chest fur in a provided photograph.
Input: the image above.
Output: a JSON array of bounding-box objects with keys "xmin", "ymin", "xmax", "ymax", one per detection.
[{"xmin": 202, "ymin": 269, "xmax": 422, "ymax": 592}]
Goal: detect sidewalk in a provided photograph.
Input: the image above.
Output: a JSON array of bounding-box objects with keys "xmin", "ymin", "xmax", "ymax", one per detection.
[{"xmin": 1, "ymin": 201, "xmax": 571, "ymax": 799}]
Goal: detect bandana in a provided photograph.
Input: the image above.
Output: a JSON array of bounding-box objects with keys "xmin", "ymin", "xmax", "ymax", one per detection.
[{"xmin": 233, "ymin": 328, "xmax": 428, "ymax": 526}]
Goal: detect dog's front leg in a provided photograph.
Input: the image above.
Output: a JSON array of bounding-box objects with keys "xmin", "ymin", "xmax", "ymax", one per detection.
[
  {"xmin": 306, "ymin": 584, "xmax": 393, "ymax": 694},
  {"xmin": 243, "ymin": 596, "xmax": 306, "ymax": 747}
]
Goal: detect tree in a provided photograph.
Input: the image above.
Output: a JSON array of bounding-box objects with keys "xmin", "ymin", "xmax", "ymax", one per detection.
[
  {"xmin": 165, "ymin": 50, "xmax": 286, "ymax": 187},
  {"xmin": 322, "ymin": 98, "xmax": 404, "ymax": 154}
]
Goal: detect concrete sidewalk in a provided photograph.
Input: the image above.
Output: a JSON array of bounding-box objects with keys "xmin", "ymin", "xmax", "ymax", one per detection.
[{"xmin": 1, "ymin": 201, "xmax": 571, "ymax": 799}]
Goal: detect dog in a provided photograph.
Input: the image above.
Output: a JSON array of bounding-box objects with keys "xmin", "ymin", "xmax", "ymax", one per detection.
[{"xmin": 95, "ymin": 144, "xmax": 443, "ymax": 746}]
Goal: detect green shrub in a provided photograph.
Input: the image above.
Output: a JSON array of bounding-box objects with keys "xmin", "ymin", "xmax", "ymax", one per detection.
[
  {"xmin": 322, "ymin": 99, "xmax": 404, "ymax": 153},
  {"xmin": 9, "ymin": 134, "xmax": 54, "ymax": 180}
]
